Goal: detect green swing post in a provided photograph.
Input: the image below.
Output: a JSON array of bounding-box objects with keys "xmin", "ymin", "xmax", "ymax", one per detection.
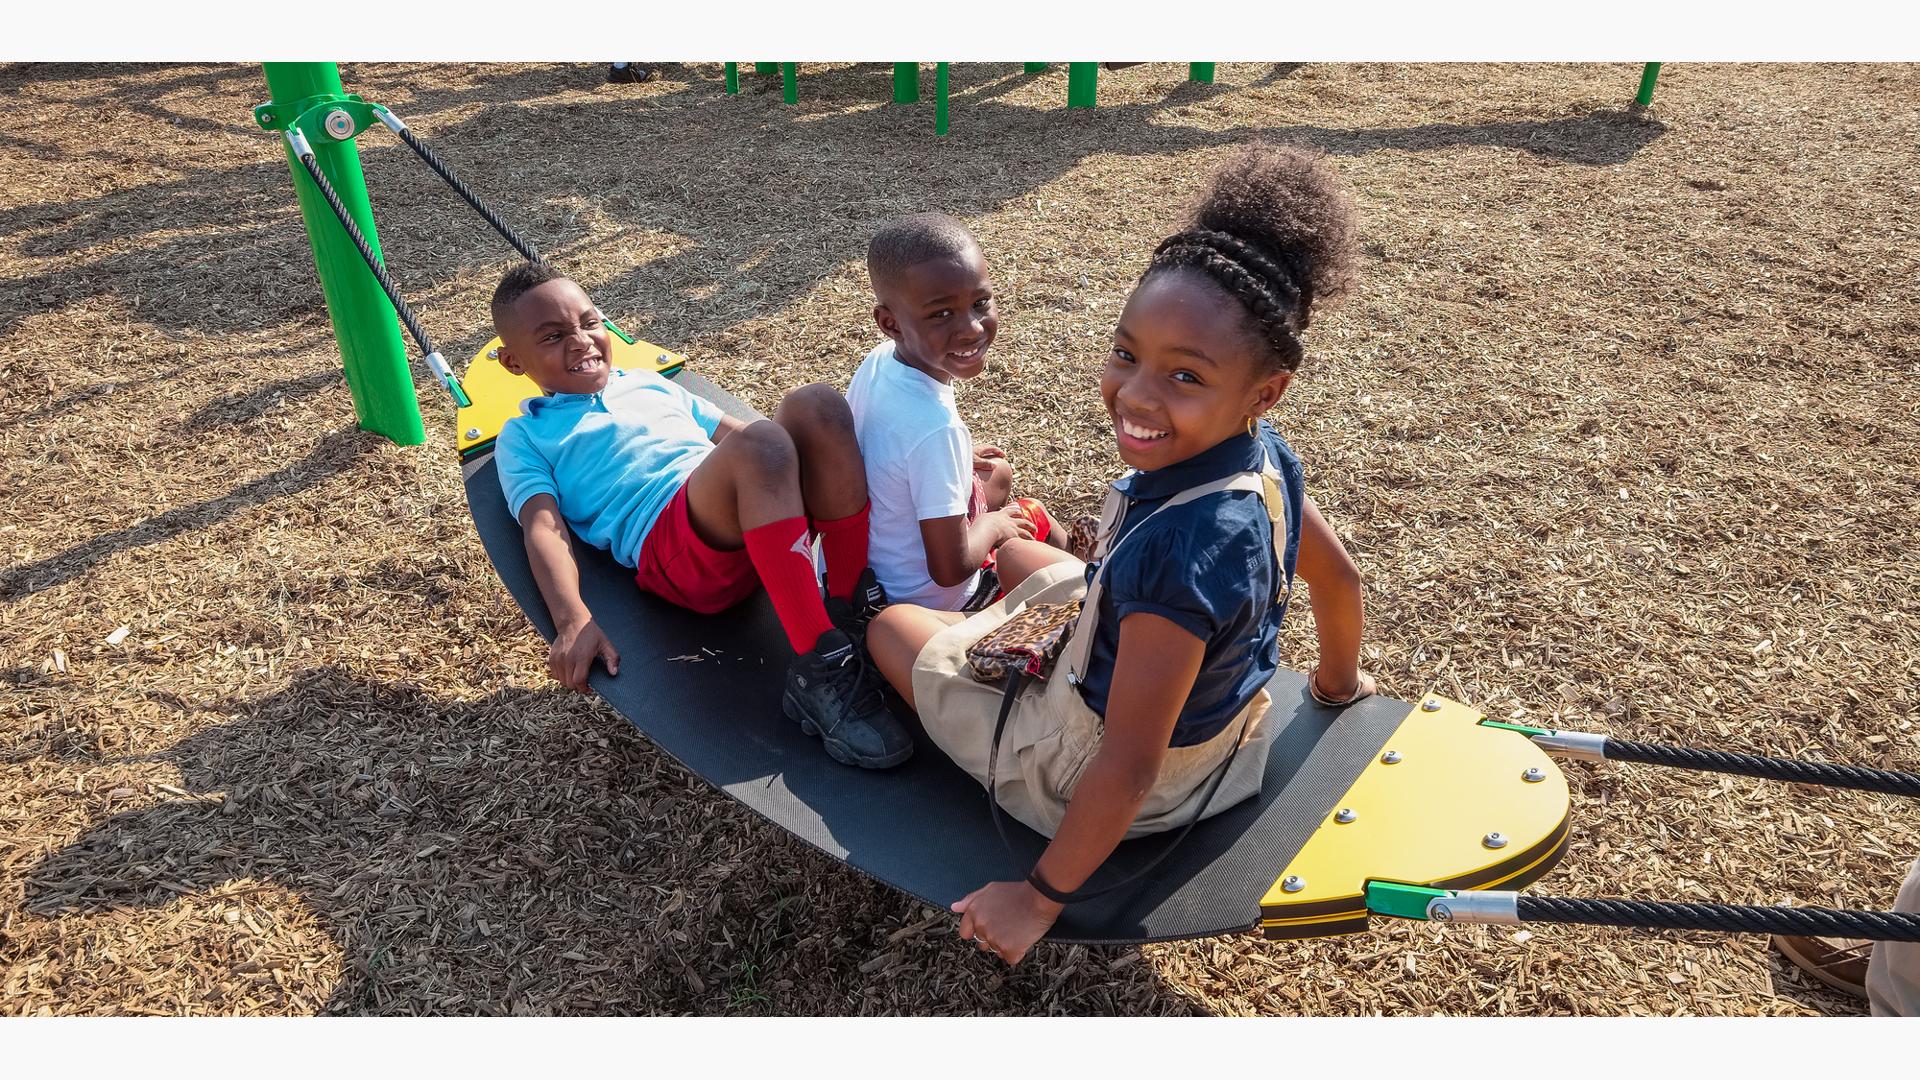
[
  {"xmin": 258, "ymin": 62, "xmax": 423, "ymax": 447},
  {"xmin": 1067, "ymin": 62, "xmax": 1097, "ymax": 108},
  {"xmin": 781, "ymin": 62, "xmax": 798, "ymax": 104},
  {"xmin": 935, "ymin": 63, "xmax": 949, "ymax": 135},
  {"xmin": 893, "ymin": 62, "xmax": 919, "ymax": 103},
  {"xmin": 1635, "ymin": 62, "xmax": 1663, "ymax": 107},
  {"xmin": 724, "ymin": 62, "xmax": 739, "ymax": 94},
  {"xmin": 1189, "ymin": 62, "xmax": 1216, "ymax": 83},
  {"xmin": 1024, "ymin": 62, "xmax": 1049, "ymax": 74}
]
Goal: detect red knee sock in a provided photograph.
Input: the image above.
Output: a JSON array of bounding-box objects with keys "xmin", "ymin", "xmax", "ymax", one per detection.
[
  {"xmin": 742, "ymin": 516, "xmax": 835, "ymax": 654},
  {"xmin": 811, "ymin": 501, "xmax": 871, "ymax": 601}
]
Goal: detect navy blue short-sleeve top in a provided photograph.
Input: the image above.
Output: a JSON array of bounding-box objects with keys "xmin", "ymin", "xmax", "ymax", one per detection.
[{"xmin": 1075, "ymin": 422, "xmax": 1306, "ymax": 747}]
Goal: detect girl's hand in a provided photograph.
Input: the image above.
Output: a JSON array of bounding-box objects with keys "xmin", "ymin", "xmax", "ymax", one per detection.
[
  {"xmin": 952, "ymin": 881, "xmax": 1063, "ymax": 965},
  {"xmin": 550, "ymin": 616, "xmax": 620, "ymax": 693},
  {"xmin": 973, "ymin": 443, "xmax": 1007, "ymax": 462}
]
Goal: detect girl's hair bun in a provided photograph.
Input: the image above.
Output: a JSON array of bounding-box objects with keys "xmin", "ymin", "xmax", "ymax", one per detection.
[{"xmin": 1190, "ymin": 142, "xmax": 1358, "ymax": 319}]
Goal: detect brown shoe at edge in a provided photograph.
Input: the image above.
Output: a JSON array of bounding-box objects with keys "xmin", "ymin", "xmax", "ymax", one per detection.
[{"xmin": 1774, "ymin": 934, "xmax": 1873, "ymax": 1000}]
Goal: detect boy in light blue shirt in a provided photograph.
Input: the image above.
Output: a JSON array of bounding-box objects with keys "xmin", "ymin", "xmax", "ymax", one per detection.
[{"xmin": 490, "ymin": 262, "xmax": 908, "ymax": 769}]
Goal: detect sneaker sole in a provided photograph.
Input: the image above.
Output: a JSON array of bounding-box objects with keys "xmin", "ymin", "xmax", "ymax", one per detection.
[{"xmin": 782, "ymin": 690, "xmax": 913, "ymax": 770}]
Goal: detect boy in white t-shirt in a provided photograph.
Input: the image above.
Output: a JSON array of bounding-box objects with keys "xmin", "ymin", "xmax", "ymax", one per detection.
[{"xmin": 847, "ymin": 214, "xmax": 1066, "ymax": 613}]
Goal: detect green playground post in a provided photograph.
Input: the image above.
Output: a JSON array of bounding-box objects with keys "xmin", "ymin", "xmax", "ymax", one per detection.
[
  {"xmin": 724, "ymin": 62, "xmax": 739, "ymax": 94},
  {"xmin": 935, "ymin": 63, "xmax": 949, "ymax": 135},
  {"xmin": 1636, "ymin": 62, "xmax": 1663, "ymax": 107},
  {"xmin": 782, "ymin": 62, "xmax": 798, "ymax": 104},
  {"xmin": 893, "ymin": 62, "xmax": 919, "ymax": 103},
  {"xmin": 259, "ymin": 62, "xmax": 423, "ymax": 447},
  {"xmin": 1189, "ymin": 62, "xmax": 1216, "ymax": 84},
  {"xmin": 1024, "ymin": 62, "xmax": 1049, "ymax": 74},
  {"xmin": 755, "ymin": 62, "xmax": 778, "ymax": 74},
  {"xmin": 1067, "ymin": 62, "xmax": 1097, "ymax": 108}
]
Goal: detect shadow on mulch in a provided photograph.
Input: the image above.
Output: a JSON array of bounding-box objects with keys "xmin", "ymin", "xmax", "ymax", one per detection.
[
  {"xmin": 21, "ymin": 665, "xmax": 1208, "ymax": 1015},
  {"xmin": 0, "ymin": 426, "xmax": 378, "ymax": 603},
  {"xmin": 0, "ymin": 63, "xmax": 1665, "ymax": 345}
]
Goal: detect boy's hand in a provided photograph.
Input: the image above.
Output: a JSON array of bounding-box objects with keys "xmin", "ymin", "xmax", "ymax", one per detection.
[
  {"xmin": 952, "ymin": 880, "xmax": 1063, "ymax": 966},
  {"xmin": 550, "ymin": 616, "xmax": 620, "ymax": 693},
  {"xmin": 986, "ymin": 503, "xmax": 1038, "ymax": 549}
]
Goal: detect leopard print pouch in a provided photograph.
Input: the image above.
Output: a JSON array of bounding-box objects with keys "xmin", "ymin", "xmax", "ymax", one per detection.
[{"xmin": 965, "ymin": 600, "xmax": 1082, "ymax": 684}]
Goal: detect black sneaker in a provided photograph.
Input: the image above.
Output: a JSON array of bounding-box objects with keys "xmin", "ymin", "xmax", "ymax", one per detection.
[
  {"xmin": 607, "ymin": 64, "xmax": 656, "ymax": 84},
  {"xmin": 824, "ymin": 567, "xmax": 888, "ymax": 643},
  {"xmin": 783, "ymin": 628, "xmax": 913, "ymax": 769}
]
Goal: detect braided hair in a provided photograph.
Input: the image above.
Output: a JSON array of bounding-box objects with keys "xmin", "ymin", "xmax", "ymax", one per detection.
[{"xmin": 1143, "ymin": 144, "xmax": 1358, "ymax": 373}]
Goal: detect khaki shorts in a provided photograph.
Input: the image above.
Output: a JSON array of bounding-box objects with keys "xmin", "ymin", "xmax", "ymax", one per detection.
[{"xmin": 911, "ymin": 560, "xmax": 1274, "ymax": 839}]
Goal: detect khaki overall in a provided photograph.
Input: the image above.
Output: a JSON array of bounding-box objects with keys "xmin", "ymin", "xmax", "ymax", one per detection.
[{"xmin": 911, "ymin": 450, "xmax": 1294, "ymax": 839}]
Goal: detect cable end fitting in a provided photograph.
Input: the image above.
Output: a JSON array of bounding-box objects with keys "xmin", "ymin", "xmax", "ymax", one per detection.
[
  {"xmin": 424, "ymin": 351, "xmax": 471, "ymax": 407},
  {"xmin": 1531, "ymin": 730, "xmax": 1609, "ymax": 761},
  {"xmin": 371, "ymin": 104, "xmax": 408, "ymax": 135},
  {"xmin": 1427, "ymin": 891, "xmax": 1522, "ymax": 925}
]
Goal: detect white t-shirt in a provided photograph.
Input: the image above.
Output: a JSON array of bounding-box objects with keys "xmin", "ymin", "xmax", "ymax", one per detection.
[{"xmin": 846, "ymin": 340, "xmax": 980, "ymax": 609}]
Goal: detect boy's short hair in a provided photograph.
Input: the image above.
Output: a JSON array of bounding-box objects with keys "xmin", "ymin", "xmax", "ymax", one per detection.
[
  {"xmin": 491, "ymin": 261, "xmax": 568, "ymax": 328},
  {"xmin": 866, "ymin": 213, "xmax": 979, "ymax": 295}
]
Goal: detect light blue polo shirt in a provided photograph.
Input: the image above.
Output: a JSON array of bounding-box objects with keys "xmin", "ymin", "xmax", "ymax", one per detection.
[{"xmin": 495, "ymin": 367, "xmax": 727, "ymax": 568}]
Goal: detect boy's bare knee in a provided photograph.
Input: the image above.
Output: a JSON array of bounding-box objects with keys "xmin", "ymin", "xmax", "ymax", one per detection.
[
  {"xmin": 779, "ymin": 383, "xmax": 854, "ymax": 435},
  {"xmin": 732, "ymin": 419, "xmax": 798, "ymax": 477}
]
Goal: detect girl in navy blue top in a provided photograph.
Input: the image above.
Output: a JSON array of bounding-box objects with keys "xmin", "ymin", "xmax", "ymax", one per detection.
[{"xmin": 868, "ymin": 144, "xmax": 1376, "ymax": 964}]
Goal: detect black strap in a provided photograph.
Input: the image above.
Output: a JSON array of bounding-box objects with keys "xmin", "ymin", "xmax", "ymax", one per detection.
[{"xmin": 985, "ymin": 671, "xmax": 1257, "ymax": 905}]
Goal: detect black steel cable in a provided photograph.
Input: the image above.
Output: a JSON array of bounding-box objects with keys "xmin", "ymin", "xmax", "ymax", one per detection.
[
  {"xmin": 292, "ymin": 147, "xmax": 436, "ymax": 359},
  {"xmin": 382, "ymin": 116, "xmax": 546, "ymax": 265},
  {"xmin": 1606, "ymin": 739, "xmax": 1920, "ymax": 799},
  {"xmin": 1517, "ymin": 896, "xmax": 1920, "ymax": 941}
]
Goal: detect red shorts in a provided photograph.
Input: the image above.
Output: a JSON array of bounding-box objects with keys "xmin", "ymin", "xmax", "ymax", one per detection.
[
  {"xmin": 968, "ymin": 479, "xmax": 1053, "ymax": 544},
  {"xmin": 634, "ymin": 485, "xmax": 760, "ymax": 614}
]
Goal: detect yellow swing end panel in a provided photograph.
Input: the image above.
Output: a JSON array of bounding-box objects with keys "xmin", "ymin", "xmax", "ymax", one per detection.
[
  {"xmin": 454, "ymin": 330, "xmax": 687, "ymax": 460},
  {"xmin": 1260, "ymin": 695, "xmax": 1572, "ymax": 939}
]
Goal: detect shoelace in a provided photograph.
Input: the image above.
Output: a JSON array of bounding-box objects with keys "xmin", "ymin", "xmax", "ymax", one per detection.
[{"xmin": 830, "ymin": 647, "xmax": 889, "ymax": 718}]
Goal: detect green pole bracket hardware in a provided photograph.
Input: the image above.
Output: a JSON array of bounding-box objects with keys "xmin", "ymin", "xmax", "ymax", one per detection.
[
  {"xmin": 1189, "ymin": 62, "xmax": 1216, "ymax": 84},
  {"xmin": 1635, "ymin": 63, "xmax": 1663, "ymax": 107},
  {"xmin": 935, "ymin": 63, "xmax": 950, "ymax": 135},
  {"xmin": 259, "ymin": 62, "xmax": 423, "ymax": 446},
  {"xmin": 781, "ymin": 62, "xmax": 798, "ymax": 104},
  {"xmin": 724, "ymin": 62, "xmax": 739, "ymax": 94},
  {"xmin": 754, "ymin": 62, "xmax": 779, "ymax": 75},
  {"xmin": 893, "ymin": 62, "xmax": 919, "ymax": 103},
  {"xmin": 1067, "ymin": 62, "xmax": 1097, "ymax": 108},
  {"xmin": 1365, "ymin": 881, "xmax": 1449, "ymax": 921},
  {"xmin": 255, "ymin": 92, "xmax": 375, "ymax": 141},
  {"xmin": 1024, "ymin": 62, "xmax": 1049, "ymax": 74},
  {"xmin": 290, "ymin": 98, "xmax": 377, "ymax": 144}
]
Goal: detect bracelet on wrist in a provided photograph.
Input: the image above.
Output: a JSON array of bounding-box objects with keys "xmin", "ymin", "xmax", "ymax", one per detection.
[
  {"xmin": 1026, "ymin": 869, "xmax": 1075, "ymax": 905},
  {"xmin": 1308, "ymin": 666, "xmax": 1364, "ymax": 708}
]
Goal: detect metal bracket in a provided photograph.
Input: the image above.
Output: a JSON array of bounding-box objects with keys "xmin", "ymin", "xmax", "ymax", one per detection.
[
  {"xmin": 1365, "ymin": 882, "xmax": 1523, "ymax": 924},
  {"xmin": 1365, "ymin": 881, "xmax": 1448, "ymax": 921},
  {"xmin": 254, "ymin": 93, "xmax": 380, "ymax": 145},
  {"xmin": 1479, "ymin": 718, "xmax": 1610, "ymax": 761}
]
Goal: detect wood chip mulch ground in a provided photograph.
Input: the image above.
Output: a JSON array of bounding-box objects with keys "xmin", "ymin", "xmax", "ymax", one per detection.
[{"xmin": 1, "ymin": 61, "xmax": 1916, "ymax": 1015}]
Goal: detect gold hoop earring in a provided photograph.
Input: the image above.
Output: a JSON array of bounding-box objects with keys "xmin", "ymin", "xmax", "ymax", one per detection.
[{"xmin": 1246, "ymin": 417, "xmax": 1257, "ymax": 437}]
